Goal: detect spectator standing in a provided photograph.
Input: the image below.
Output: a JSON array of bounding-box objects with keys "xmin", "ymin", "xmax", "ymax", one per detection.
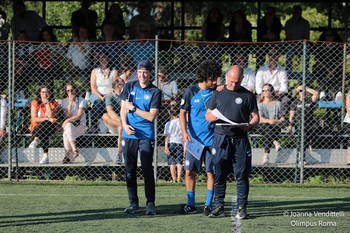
[
  {"xmin": 255, "ymin": 50, "xmax": 289, "ymax": 105},
  {"xmin": 256, "ymin": 6, "xmax": 283, "ymax": 69},
  {"xmin": 312, "ymin": 28, "xmax": 343, "ymax": 100},
  {"xmin": 285, "ymin": 5, "xmax": 310, "ymax": 73},
  {"xmin": 179, "ymin": 60, "xmax": 221, "ymax": 216},
  {"xmin": 71, "ymin": 0, "xmax": 98, "ymax": 41},
  {"xmin": 89, "ymin": 52, "xmax": 118, "ymax": 133},
  {"xmin": 205, "ymin": 65, "xmax": 259, "ymax": 218},
  {"xmin": 0, "ymin": 95, "xmax": 6, "ymax": 164},
  {"xmin": 153, "ymin": 66, "xmax": 178, "ymax": 104},
  {"xmin": 29, "ymin": 85, "xmax": 59, "ymax": 164},
  {"xmin": 120, "ymin": 60, "xmax": 161, "ymax": 215},
  {"xmin": 201, "ymin": 7, "xmax": 225, "ymax": 42},
  {"xmin": 105, "ymin": 3, "xmax": 126, "ymax": 40},
  {"xmin": 11, "ymin": 0, "xmax": 46, "ymax": 41},
  {"xmin": 289, "ymin": 85, "xmax": 318, "ymax": 165},
  {"xmin": 102, "ymin": 80, "xmax": 124, "ymax": 164},
  {"xmin": 257, "ymin": 84, "xmax": 285, "ymax": 164},
  {"xmin": 129, "ymin": 0, "xmax": 157, "ymax": 40},
  {"xmin": 61, "ymin": 83, "xmax": 87, "ymax": 164},
  {"xmin": 228, "ymin": 10, "xmax": 252, "ymax": 42},
  {"xmin": 164, "ymin": 102, "xmax": 183, "ymax": 183}
]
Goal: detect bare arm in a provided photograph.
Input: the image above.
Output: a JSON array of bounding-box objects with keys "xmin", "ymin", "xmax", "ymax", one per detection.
[
  {"xmin": 90, "ymin": 69, "xmax": 105, "ymax": 101},
  {"xmin": 179, "ymin": 109, "xmax": 190, "ymax": 142},
  {"xmin": 106, "ymin": 105, "xmax": 122, "ymax": 126},
  {"xmin": 123, "ymin": 100, "xmax": 159, "ymax": 122},
  {"xmin": 121, "ymin": 100, "xmax": 134, "ymax": 135},
  {"xmin": 205, "ymin": 109, "xmax": 218, "ymax": 123}
]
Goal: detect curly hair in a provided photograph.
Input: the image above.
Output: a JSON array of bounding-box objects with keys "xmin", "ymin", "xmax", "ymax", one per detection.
[{"xmin": 196, "ymin": 60, "xmax": 222, "ymax": 83}]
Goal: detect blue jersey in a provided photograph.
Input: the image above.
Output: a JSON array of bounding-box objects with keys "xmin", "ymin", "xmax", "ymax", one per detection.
[
  {"xmin": 119, "ymin": 80, "xmax": 161, "ymax": 139},
  {"xmin": 180, "ymin": 84, "xmax": 214, "ymax": 146}
]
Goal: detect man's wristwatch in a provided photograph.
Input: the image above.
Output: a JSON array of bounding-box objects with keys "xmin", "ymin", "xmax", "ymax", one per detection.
[{"xmin": 130, "ymin": 106, "xmax": 137, "ymax": 112}]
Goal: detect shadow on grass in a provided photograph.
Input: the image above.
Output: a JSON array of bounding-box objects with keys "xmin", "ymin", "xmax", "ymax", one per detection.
[
  {"xmin": 0, "ymin": 203, "xmax": 188, "ymax": 227},
  {"xmin": 248, "ymin": 197, "xmax": 350, "ymax": 218}
]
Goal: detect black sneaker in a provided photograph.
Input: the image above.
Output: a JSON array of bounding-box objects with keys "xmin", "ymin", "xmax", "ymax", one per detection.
[
  {"xmin": 208, "ymin": 206, "xmax": 225, "ymax": 218},
  {"xmin": 203, "ymin": 205, "xmax": 211, "ymax": 216},
  {"xmin": 235, "ymin": 207, "xmax": 249, "ymax": 219},
  {"xmin": 124, "ymin": 205, "xmax": 141, "ymax": 214},
  {"xmin": 146, "ymin": 202, "xmax": 156, "ymax": 215},
  {"xmin": 182, "ymin": 204, "xmax": 197, "ymax": 214}
]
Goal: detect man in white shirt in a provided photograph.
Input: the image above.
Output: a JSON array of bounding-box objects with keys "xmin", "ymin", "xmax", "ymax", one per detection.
[{"xmin": 255, "ymin": 51, "xmax": 289, "ymax": 103}]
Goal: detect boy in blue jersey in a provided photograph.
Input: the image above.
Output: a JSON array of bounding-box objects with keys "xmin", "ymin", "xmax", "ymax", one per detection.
[
  {"xmin": 119, "ymin": 60, "xmax": 161, "ymax": 215},
  {"xmin": 179, "ymin": 60, "xmax": 222, "ymax": 216},
  {"xmin": 206, "ymin": 65, "xmax": 259, "ymax": 219}
]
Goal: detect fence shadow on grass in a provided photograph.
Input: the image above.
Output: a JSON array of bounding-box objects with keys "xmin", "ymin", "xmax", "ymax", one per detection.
[
  {"xmin": 248, "ymin": 197, "xmax": 350, "ymax": 218},
  {"xmin": 0, "ymin": 203, "xmax": 188, "ymax": 227}
]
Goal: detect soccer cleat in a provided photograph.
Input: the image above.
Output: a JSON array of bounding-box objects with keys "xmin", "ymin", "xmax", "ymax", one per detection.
[
  {"xmin": 124, "ymin": 205, "xmax": 141, "ymax": 214},
  {"xmin": 208, "ymin": 206, "xmax": 225, "ymax": 218},
  {"xmin": 29, "ymin": 140, "xmax": 38, "ymax": 149},
  {"xmin": 235, "ymin": 207, "xmax": 249, "ymax": 219},
  {"xmin": 183, "ymin": 204, "xmax": 197, "ymax": 214},
  {"xmin": 203, "ymin": 205, "xmax": 211, "ymax": 216},
  {"xmin": 146, "ymin": 202, "xmax": 156, "ymax": 215},
  {"xmin": 39, "ymin": 153, "xmax": 49, "ymax": 164}
]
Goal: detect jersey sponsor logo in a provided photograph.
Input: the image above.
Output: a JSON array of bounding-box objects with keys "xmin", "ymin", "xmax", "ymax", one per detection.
[
  {"xmin": 194, "ymin": 99, "xmax": 200, "ymax": 103},
  {"xmin": 180, "ymin": 99, "xmax": 185, "ymax": 105},
  {"xmin": 235, "ymin": 97, "xmax": 243, "ymax": 104}
]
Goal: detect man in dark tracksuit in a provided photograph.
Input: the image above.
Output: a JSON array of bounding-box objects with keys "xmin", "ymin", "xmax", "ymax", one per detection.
[
  {"xmin": 206, "ymin": 65, "xmax": 259, "ymax": 219},
  {"xmin": 120, "ymin": 60, "xmax": 161, "ymax": 215}
]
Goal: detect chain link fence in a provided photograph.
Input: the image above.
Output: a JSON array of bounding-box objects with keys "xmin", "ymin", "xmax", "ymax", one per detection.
[{"xmin": 0, "ymin": 39, "xmax": 349, "ymax": 183}]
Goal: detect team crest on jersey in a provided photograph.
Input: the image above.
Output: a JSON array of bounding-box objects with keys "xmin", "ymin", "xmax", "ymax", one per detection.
[
  {"xmin": 185, "ymin": 160, "xmax": 190, "ymax": 167},
  {"xmin": 180, "ymin": 99, "xmax": 185, "ymax": 105},
  {"xmin": 211, "ymin": 148, "xmax": 216, "ymax": 155},
  {"xmin": 121, "ymin": 140, "xmax": 125, "ymax": 147},
  {"xmin": 235, "ymin": 97, "xmax": 243, "ymax": 104},
  {"xmin": 130, "ymin": 91, "xmax": 135, "ymax": 96},
  {"xmin": 144, "ymin": 94, "xmax": 150, "ymax": 100}
]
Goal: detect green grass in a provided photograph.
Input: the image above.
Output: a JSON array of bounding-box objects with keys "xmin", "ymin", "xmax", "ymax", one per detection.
[{"xmin": 0, "ymin": 182, "xmax": 349, "ymax": 233}]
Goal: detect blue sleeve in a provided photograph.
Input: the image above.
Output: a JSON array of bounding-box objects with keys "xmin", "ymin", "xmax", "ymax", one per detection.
[
  {"xmin": 119, "ymin": 82, "xmax": 131, "ymax": 101},
  {"xmin": 180, "ymin": 88, "xmax": 192, "ymax": 111},
  {"xmin": 150, "ymin": 88, "xmax": 162, "ymax": 109}
]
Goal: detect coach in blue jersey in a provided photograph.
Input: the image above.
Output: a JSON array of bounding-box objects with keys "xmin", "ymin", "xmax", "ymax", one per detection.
[
  {"xmin": 179, "ymin": 60, "xmax": 222, "ymax": 216},
  {"xmin": 119, "ymin": 60, "xmax": 161, "ymax": 215},
  {"xmin": 206, "ymin": 65, "xmax": 259, "ymax": 219}
]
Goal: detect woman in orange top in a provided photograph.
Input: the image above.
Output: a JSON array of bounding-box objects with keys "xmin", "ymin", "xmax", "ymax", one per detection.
[{"xmin": 29, "ymin": 85, "xmax": 59, "ymax": 164}]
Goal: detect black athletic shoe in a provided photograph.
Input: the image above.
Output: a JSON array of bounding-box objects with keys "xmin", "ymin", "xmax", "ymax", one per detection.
[
  {"xmin": 208, "ymin": 206, "xmax": 225, "ymax": 218},
  {"xmin": 203, "ymin": 205, "xmax": 211, "ymax": 216},
  {"xmin": 182, "ymin": 204, "xmax": 197, "ymax": 214}
]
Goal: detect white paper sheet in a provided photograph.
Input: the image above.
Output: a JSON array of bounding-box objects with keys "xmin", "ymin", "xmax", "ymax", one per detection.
[
  {"xmin": 211, "ymin": 108, "xmax": 248, "ymax": 126},
  {"xmin": 344, "ymin": 114, "xmax": 350, "ymax": 123}
]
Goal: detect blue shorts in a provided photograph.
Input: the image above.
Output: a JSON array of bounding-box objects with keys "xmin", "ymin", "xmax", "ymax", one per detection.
[
  {"xmin": 167, "ymin": 143, "xmax": 184, "ymax": 165},
  {"xmin": 184, "ymin": 146, "xmax": 214, "ymax": 172}
]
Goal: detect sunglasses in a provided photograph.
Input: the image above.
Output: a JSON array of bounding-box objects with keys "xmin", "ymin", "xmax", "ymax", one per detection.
[
  {"xmin": 262, "ymin": 89, "xmax": 272, "ymax": 92},
  {"xmin": 66, "ymin": 89, "xmax": 74, "ymax": 92}
]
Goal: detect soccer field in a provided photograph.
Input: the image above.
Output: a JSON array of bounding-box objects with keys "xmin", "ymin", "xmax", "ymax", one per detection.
[{"xmin": 0, "ymin": 182, "xmax": 349, "ymax": 233}]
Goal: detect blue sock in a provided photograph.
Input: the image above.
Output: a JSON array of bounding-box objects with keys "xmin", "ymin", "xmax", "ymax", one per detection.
[
  {"xmin": 205, "ymin": 189, "xmax": 213, "ymax": 206},
  {"xmin": 187, "ymin": 191, "xmax": 195, "ymax": 206}
]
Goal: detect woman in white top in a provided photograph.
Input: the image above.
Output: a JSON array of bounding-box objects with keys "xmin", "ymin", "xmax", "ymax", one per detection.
[
  {"xmin": 61, "ymin": 83, "xmax": 87, "ymax": 164},
  {"xmin": 89, "ymin": 52, "xmax": 118, "ymax": 132}
]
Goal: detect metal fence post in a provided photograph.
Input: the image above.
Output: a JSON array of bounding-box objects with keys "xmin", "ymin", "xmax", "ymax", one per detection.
[
  {"xmin": 154, "ymin": 35, "xmax": 159, "ymax": 183},
  {"xmin": 7, "ymin": 40, "xmax": 14, "ymax": 181}
]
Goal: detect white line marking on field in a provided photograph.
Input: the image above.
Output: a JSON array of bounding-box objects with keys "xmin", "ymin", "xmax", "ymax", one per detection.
[{"xmin": 231, "ymin": 196, "xmax": 241, "ymax": 233}]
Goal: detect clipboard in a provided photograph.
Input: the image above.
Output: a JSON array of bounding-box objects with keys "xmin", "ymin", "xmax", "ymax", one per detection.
[{"xmin": 186, "ymin": 138, "xmax": 205, "ymax": 160}]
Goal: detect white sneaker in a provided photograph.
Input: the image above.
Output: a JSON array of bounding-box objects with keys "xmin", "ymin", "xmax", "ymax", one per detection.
[
  {"xmin": 335, "ymin": 92, "xmax": 342, "ymax": 100},
  {"xmin": 40, "ymin": 153, "xmax": 49, "ymax": 164},
  {"xmin": 273, "ymin": 140, "xmax": 281, "ymax": 152},
  {"xmin": 262, "ymin": 153, "xmax": 269, "ymax": 165},
  {"xmin": 319, "ymin": 91, "xmax": 326, "ymax": 100},
  {"xmin": 29, "ymin": 140, "xmax": 38, "ymax": 149}
]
